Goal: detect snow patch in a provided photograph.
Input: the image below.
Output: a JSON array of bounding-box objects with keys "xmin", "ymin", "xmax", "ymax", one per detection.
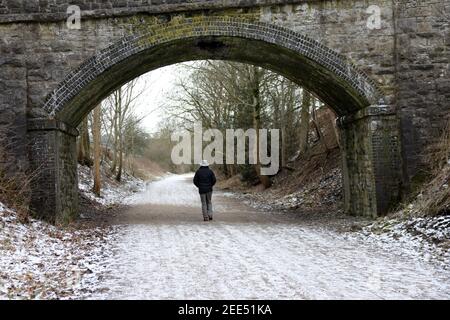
[
  {"xmin": 353, "ymin": 215, "xmax": 450, "ymax": 270},
  {"xmin": 91, "ymin": 220, "xmax": 450, "ymax": 300},
  {"xmin": 90, "ymin": 175, "xmax": 450, "ymax": 300},
  {"xmin": 0, "ymin": 201, "xmax": 119, "ymax": 299},
  {"xmin": 78, "ymin": 165, "xmax": 145, "ymax": 206},
  {"xmin": 125, "ymin": 173, "xmax": 200, "ymax": 206}
]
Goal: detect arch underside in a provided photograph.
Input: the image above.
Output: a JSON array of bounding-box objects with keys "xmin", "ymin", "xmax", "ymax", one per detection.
[{"xmin": 42, "ymin": 18, "xmax": 383, "ymax": 127}]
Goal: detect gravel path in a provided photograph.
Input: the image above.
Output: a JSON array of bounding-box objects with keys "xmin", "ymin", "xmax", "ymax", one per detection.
[{"xmin": 89, "ymin": 174, "xmax": 450, "ymax": 300}]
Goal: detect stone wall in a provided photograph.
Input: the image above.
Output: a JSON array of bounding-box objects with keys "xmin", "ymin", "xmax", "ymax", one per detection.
[
  {"xmin": 0, "ymin": 0, "xmax": 393, "ymax": 170},
  {"xmin": 28, "ymin": 119, "xmax": 78, "ymax": 224},
  {"xmin": 0, "ymin": 0, "xmax": 306, "ymax": 22},
  {"xmin": 339, "ymin": 105, "xmax": 403, "ymax": 216},
  {"xmin": 0, "ymin": 22, "xmax": 28, "ymax": 173},
  {"xmin": 0, "ymin": 2, "xmax": 395, "ymax": 121},
  {"xmin": 394, "ymin": 0, "xmax": 450, "ymax": 185}
]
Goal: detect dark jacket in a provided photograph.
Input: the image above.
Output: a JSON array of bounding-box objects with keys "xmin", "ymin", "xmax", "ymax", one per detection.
[{"xmin": 193, "ymin": 166, "xmax": 216, "ymax": 194}]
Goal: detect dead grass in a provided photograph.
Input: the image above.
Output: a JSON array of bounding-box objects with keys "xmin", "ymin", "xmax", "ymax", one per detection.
[
  {"xmin": 217, "ymin": 108, "xmax": 343, "ymax": 213},
  {"xmin": 0, "ymin": 130, "xmax": 33, "ymax": 223},
  {"xmin": 216, "ymin": 174, "xmax": 245, "ymax": 191},
  {"xmin": 398, "ymin": 119, "xmax": 450, "ymax": 217},
  {"xmin": 415, "ymin": 119, "xmax": 450, "ymax": 216},
  {"xmin": 124, "ymin": 155, "xmax": 166, "ymax": 181}
]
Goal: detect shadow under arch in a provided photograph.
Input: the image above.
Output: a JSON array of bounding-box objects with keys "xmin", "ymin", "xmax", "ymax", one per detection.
[{"xmin": 42, "ymin": 16, "xmax": 384, "ymax": 127}]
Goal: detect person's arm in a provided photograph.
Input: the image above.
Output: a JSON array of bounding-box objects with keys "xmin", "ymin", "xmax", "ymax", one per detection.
[
  {"xmin": 193, "ymin": 172, "xmax": 199, "ymax": 188},
  {"xmin": 211, "ymin": 170, "xmax": 217, "ymax": 187}
]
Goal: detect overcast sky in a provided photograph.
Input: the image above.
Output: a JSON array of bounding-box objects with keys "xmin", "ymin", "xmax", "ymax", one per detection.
[{"xmin": 132, "ymin": 64, "xmax": 183, "ymax": 134}]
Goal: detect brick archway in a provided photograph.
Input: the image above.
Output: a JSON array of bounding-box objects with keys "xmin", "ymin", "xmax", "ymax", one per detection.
[
  {"xmin": 28, "ymin": 17, "xmax": 402, "ymax": 223},
  {"xmin": 42, "ymin": 16, "xmax": 383, "ymax": 126}
]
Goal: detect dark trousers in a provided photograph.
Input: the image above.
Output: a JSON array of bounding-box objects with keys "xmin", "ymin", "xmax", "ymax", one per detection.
[{"xmin": 200, "ymin": 192, "xmax": 213, "ymax": 218}]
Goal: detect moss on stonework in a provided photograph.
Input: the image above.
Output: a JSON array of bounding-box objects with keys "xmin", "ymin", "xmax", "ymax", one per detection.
[{"xmin": 121, "ymin": 10, "xmax": 260, "ymax": 41}]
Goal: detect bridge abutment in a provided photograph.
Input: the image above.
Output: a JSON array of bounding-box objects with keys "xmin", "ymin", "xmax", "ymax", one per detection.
[
  {"xmin": 339, "ymin": 105, "xmax": 403, "ymax": 217},
  {"xmin": 27, "ymin": 119, "xmax": 78, "ymax": 224}
]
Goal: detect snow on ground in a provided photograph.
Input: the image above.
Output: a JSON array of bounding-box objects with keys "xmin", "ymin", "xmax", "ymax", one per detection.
[
  {"xmin": 0, "ymin": 166, "xmax": 149, "ymax": 300},
  {"xmin": 78, "ymin": 165, "xmax": 145, "ymax": 206},
  {"xmin": 125, "ymin": 173, "xmax": 199, "ymax": 206},
  {"xmin": 232, "ymin": 188, "xmax": 450, "ymax": 272},
  {"xmin": 2, "ymin": 167, "xmax": 449, "ymax": 300},
  {"xmin": 91, "ymin": 222, "xmax": 450, "ymax": 300},
  {"xmin": 90, "ymin": 175, "xmax": 450, "ymax": 300},
  {"xmin": 0, "ymin": 201, "xmax": 118, "ymax": 299},
  {"xmin": 353, "ymin": 215, "xmax": 450, "ymax": 270}
]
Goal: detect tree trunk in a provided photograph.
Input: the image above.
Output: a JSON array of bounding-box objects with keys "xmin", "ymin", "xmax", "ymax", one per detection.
[
  {"xmin": 311, "ymin": 102, "xmax": 330, "ymax": 153},
  {"xmin": 298, "ymin": 90, "xmax": 311, "ymax": 155},
  {"xmin": 222, "ymin": 147, "xmax": 229, "ymax": 177},
  {"xmin": 92, "ymin": 105, "xmax": 102, "ymax": 197},
  {"xmin": 129, "ymin": 128, "xmax": 135, "ymax": 176},
  {"xmin": 252, "ymin": 67, "xmax": 271, "ymax": 188},
  {"xmin": 115, "ymin": 88, "xmax": 123, "ymax": 182},
  {"xmin": 110, "ymin": 89, "xmax": 120, "ymax": 174},
  {"xmin": 77, "ymin": 117, "xmax": 92, "ymax": 166},
  {"xmin": 116, "ymin": 136, "xmax": 123, "ymax": 182},
  {"xmin": 110, "ymin": 112, "xmax": 118, "ymax": 174},
  {"xmin": 281, "ymin": 126, "xmax": 287, "ymax": 168},
  {"xmin": 329, "ymin": 111, "xmax": 341, "ymax": 149}
]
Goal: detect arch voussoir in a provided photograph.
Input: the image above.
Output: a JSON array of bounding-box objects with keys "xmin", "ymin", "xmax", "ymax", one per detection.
[{"xmin": 42, "ymin": 17, "xmax": 383, "ymax": 121}]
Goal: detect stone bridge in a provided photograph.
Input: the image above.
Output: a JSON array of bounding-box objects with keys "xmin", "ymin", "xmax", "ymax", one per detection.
[{"xmin": 0, "ymin": 0, "xmax": 448, "ymax": 223}]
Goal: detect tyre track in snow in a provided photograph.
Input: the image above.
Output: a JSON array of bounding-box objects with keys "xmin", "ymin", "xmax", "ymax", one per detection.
[{"xmin": 90, "ymin": 174, "xmax": 450, "ymax": 300}]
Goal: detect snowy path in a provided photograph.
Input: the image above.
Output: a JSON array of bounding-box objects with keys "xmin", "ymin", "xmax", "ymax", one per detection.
[{"xmin": 91, "ymin": 174, "xmax": 450, "ymax": 300}]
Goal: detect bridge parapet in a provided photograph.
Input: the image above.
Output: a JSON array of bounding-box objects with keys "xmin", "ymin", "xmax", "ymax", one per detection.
[{"xmin": 0, "ymin": 0, "xmax": 305, "ymax": 23}]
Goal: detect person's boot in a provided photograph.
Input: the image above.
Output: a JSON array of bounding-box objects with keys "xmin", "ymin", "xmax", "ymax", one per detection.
[
  {"xmin": 209, "ymin": 216, "xmax": 213, "ymax": 221},
  {"xmin": 204, "ymin": 217, "xmax": 209, "ymax": 222}
]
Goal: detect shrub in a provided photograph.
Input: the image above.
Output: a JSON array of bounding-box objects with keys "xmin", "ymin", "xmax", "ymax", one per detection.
[
  {"xmin": 416, "ymin": 119, "xmax": 450, "ymax": 216},
  {"xmin": 0, "ymin": 130, "xmax": 32, "ymax": 222}
]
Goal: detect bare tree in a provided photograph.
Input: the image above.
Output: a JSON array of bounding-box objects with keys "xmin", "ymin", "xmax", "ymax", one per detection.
[
  {"xmin": 103, "ymin": 79, "xmax": 148, "ymax": 181},
  {"xmin": 310, "ymin": 99, "xmax": 330, "ymax": 154},
  {"xmin": 298, "ymin": 90, "xmax": 311, "ymax": 155},
  {"xmin": 77, "ymin": 117, "xmax": 92, "ymax": 166},
  {"xmin": 92, "ymin": 105, "xmax": 102, "ymax": 196},
  {"xmin": 165, "ymin": 60, "xmax": 335, "ymax": 186}
]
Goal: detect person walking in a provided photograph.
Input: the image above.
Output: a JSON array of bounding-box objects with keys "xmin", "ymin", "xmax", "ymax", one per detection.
[{"xmin": 193, "ymin": 160, "xmax": 217, "ymax": 221}]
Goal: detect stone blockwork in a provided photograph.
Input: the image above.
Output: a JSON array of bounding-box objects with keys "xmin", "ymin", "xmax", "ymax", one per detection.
[
  {"xmin": 0, "ymin": 1, "xmax": 314, "ymax": 21},
  {"xmin": 42, "ymin": 15, "xmax": 382, "ymax": 125},
  {"xmin": 27, "ymin": 119, "xmax": 78, "ymax": 224},
  {"xmin": 394, "ymin": 0, "xmax": 450, "ymax": 185},
  {"xmin": 339, "ymin": 105, "xmax": 403, "ymax": 217},
  {"xmin": 0, "ymin": 0, "xmax": 448, "ymax": 222}
]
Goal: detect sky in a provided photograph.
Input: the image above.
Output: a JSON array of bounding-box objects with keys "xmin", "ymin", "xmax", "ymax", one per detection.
[{"xmin": 131, "ymin": 64, "xmax": 182, "ymax": 134}]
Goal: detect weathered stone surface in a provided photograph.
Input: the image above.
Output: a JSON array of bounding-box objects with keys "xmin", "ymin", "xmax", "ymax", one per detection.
[
  {"xmin": 339, "ymin": 105, "xmax": 403, "ymax": 217},
  {"xmin": 0, "ymin": 0, "xmax": 448, "ymax": 222},
  {"xmin": 40, "ymin": 15, "xmax": 382, "ymax": 125},
  {"xmin": 394, "ymin": 0, "xmax": 450, "ymax": 184},
  {"xmin": 0, "ymin": 1, "xmax": 315, "ymax": 22},
  {"xmin": 27, "ymin": 120, "xmax": 78, "ymax": 224}
]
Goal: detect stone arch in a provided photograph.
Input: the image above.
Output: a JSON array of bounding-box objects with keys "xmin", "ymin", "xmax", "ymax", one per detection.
[
  {"xmin": 41, "ymin": 16, "xmax": 383, "ymax": 127},
  {"xmin": 28, "ymin": 16, "xmax": 403, "ymax": 223}
]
